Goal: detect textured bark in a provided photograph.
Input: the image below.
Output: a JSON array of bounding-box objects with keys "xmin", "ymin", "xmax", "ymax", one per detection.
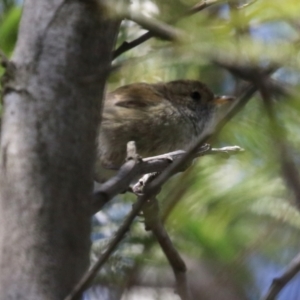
[{"xmin": 0, "ymin": 0, "xmax": 119, "ymax": 299}]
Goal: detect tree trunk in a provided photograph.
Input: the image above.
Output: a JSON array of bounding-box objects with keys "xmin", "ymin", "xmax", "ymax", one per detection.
[{"xmin": 0, "ymin": 0, "xmax": 120, "ymax": 299}]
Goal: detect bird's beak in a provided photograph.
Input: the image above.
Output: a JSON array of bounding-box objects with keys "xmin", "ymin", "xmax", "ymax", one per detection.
[{"xmin": 213, "ymin": 95, "xmax": 236, "ymax": 105}]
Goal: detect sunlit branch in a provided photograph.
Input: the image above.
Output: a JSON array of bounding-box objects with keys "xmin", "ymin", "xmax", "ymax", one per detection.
[
  {"xmin": 125, "ymin": 12, "xmax": 183, "ymax": 42},
  {"xmin": 91, "ymin": 145, "xmax": 243, "ymax": 214},
  {"xmin": 113, "ymin": 0, "xmax": 224, "ymax": 59}
]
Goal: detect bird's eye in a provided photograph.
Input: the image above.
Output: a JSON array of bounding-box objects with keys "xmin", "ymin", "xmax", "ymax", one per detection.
[{"xmin": 190, "ymin": 91, "xmax": 202, "ymax": 102}]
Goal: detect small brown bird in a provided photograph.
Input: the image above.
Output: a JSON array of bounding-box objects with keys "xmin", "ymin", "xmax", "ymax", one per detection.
[{"xmin": 96, "ymin": 79, "xmax": 235, "ymax": 182}]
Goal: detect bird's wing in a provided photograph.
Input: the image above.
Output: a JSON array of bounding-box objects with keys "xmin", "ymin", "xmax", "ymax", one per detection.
[{"xmin": 105, "ymin": 83, "xmax": 164, "ymax": 110}]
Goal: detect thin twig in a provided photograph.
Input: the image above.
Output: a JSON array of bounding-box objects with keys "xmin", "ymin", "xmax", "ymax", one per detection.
[
  {"xmin": 209, "ymin": 145, "xmax": 244, "ymax": 155},
  {"xmin": 143, "ymin": 195, "xmax": 191, "ymax": 300},
  {"xmin": 113, "ymin": 32, "xmax": 153, "ymax": 59},
  {"xmin": 263, "ymin": 252, "xmax": 300, "ymax": 300}
]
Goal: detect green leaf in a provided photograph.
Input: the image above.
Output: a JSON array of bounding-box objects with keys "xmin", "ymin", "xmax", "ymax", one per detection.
[{"xmin": 0, "ymin": 6, "xmax": 21, "ymax": 55}]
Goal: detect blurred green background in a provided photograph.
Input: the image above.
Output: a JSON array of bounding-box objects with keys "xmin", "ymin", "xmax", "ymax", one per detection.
[{"xmin": 2, "ymin": 1, "xmax": 300, "ymax": 299}]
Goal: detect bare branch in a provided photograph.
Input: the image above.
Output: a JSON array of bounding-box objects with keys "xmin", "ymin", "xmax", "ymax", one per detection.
[
  {"xmin": 113, "ymin": 0, "xmax": 223, "ymax": 59},
  {"xmin": 74, "ymin": 143, "xmax": 243, "ymax": 298},
  {"xmin": 125, "ymin": 12, "xmax": 184, "ymax": 42},
  {"xmin": 143, "ymin": 196, "xmax": 191, "ymax": 300},
  {"xmin": 263, "ymin": 252, "xmax": 300, "ymax": 300},
  {"xmin": 91, "ymin": 145, "xmax": 243, "ymax": 213},
  {"xmin": 208, "ymin": 145, "xmax": 244, "ymax": 156},
  {"xmin": 113, "ymin": 32, "xmax": 153, "ymax": 59}
]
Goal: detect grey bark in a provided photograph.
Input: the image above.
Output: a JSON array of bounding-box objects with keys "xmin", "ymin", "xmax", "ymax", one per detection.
[{"xmin": 0, "ymin": 0, "xmax": 120, "ymax": 299}]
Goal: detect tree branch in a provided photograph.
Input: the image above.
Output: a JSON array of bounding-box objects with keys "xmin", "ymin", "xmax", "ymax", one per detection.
[
  {"xmin": 92, "ymin": 145, "xmax": 243, "ymax": 213},
  {"xmin": 142, "ymin": 195, "xmax": 191, "ymax": 300},
  {"xmin": 263, "ymin": 252, "xmax": 300, "ymax": 300},
  {"xmin": 113, "ymin": 0, "xmax": 224, "ymax": 59},
  {"xmin": 125, "ymin": 12, "xmax": 184, "ymax": 42},
  {"xmin": 113, "ymin": 31, "xmax": 153, "ymax": 59}
]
